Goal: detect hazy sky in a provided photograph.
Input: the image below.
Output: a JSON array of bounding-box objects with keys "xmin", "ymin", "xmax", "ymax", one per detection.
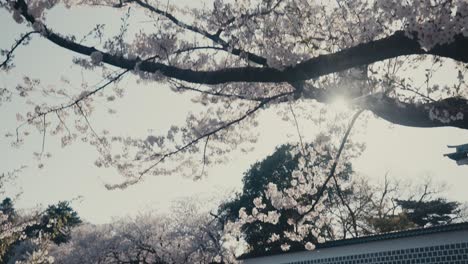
[{"xmin": 1, "ymin": 2, "xmax": 467, "ymax": 224}]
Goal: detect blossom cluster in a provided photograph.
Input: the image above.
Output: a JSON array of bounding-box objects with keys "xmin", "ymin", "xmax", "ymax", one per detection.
[
  {"xmin": 377, "ymin": 0, "xmax": 468, "ymax": 50},
  {"xmin": 223, "ymin": 139, "xmax": 352, "ymax": 253},
  {"xmin": 1, "ymin": 0, "xmax": 466, "ymax": 191}
]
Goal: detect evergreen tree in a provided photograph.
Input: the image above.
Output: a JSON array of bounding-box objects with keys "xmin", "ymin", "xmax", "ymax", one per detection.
[
  {"xmin": 396, "ymin": 198, "xmax": 461, "ymax": 227},
  {"xmin": 26, "ymin": 201, "xmax": 82, "ymax": 244}
]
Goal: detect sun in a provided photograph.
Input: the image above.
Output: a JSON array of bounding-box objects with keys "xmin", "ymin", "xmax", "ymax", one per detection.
[{"xmin": 330, "ymin": 96, "xmax": 350, "ymax": 112}]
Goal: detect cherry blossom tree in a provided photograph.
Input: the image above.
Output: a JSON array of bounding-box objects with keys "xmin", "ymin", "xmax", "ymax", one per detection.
[
  {"xmin": 221, "ymin": 110, "xmax": 365, "ymax": 254},
  {"xmin": 218, "ymin": 138, "xmax": 356, "ymax": 254},
  {"xmin": 221, "ymin": 146, "xmax": 467, "ymax": 255},
  {"xmin": 1, "ymin": 0, "xmax": 468, "ymax": 257},
  {"xmin": 0, "ymin": 168, "xmax": 41, "ymax": 264},
  {"xmin": 0, "ymin": 0, "xmax": 467, "ymax": 188},
  {"xmin": 50, "ymin": 199, "xmax": 229, "ymax": 264},
  {"xmin": 1, "ymin": 169, "xmax": 81, "ymax": 264}
]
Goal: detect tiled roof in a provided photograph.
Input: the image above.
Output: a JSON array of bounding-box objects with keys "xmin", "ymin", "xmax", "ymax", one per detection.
[{"xmin": 239, "ymin": 222, "xmax": 468, "ymax": 260}]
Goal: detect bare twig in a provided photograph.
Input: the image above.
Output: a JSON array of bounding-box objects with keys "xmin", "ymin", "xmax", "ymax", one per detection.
[
  {"xmin": 288, "ymin": 102, "xmax": 305, "ymax": 153},
  {"xmin": 27, "ymin": 69, "xmax": 130, "ymax": 123},
  {"xmin": 76, "ymin": 102, "xmax": 102, "ymax": 144},
  {"xmin": 40, "ymin": 114, "xmax": 46, "ymax": 156},
  {"xmin": 199, "ymin": 135, "xmax": 210, "ymax": 178},
  {"xmin": 55, "ymin": 111, "xmax": 72, "ymax": 137},
  {"xmin": 332, "ymin": 174, "xmax": 359, "ymax": 237}
]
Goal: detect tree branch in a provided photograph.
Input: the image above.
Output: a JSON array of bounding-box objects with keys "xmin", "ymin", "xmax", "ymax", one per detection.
[
  {"xmin": 138, "ymin": 91, "xmax": 292, "ymax": 178},
  {"xmin": 127, "ymin": 0, "xmax": 268, "ymax": 66},
  {"xmin": 363, "ymin": 95, "xmax": 468, "ymax": 130},
  {"xmin": 0, "ymin": 31, "xmax": 37, "ymax": 69},
  {"xmin": 299, "ymin": 109, "xmax": 364, "ymax": 222},
  {"xmin": 9, "ymin": 0, "xmax": 468, "ymax": 130},
  {"xmin": 24, "ymin": 69, "xmax": 130, "ymax": 125},
  {"xmin": 332, "ymin": 174, "xmax": 359, "ymax": 237},
  {"xmin": 15, "ymin": 0, "xmax": 468, "ymax": 85}
]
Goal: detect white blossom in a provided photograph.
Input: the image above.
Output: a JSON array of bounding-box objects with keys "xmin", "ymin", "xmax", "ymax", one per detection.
[
  {"xmin": 90, "ymin": 51, "xmax": 103, "ymax": 65},
  {"xmin": 280, "ymin": 243, "xmax": 291, "ymax": 252},
  {"xmin": 253, "ymin": 197, "xmax": 266, "ymax": 209},
  {"xmin": 305, "ymin": 242, "xmax": 316, "ymax": 251}
]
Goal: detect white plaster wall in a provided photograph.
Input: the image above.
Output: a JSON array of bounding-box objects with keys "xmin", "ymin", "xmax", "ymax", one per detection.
[{"xmin": 242, "ymin": 230, "xmax": 468, "ymax": 264}]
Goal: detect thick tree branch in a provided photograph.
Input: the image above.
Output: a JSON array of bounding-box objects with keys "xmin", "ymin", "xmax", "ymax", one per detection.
[
  {"xmin": 9, "ymin": 0, "xmax": 464, "ymax": 83},
  {"xmin": 10, "ymin": 0, "xmax": 468, "ymax": 131},
  {"xmin": 14, "ymin": 0, "xmax": 468, "ymax": 84},
  {"xmin": 363, "ymin": 96, "xmax": 468, "ymax": 130}
]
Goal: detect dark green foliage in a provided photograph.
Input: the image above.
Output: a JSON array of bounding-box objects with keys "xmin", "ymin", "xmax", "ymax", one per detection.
[
  {"xmin": 1, "ymin": 199, "xmax": 82, "ymax": 263},
  {"xmin": 25, "ymin": 201, "xmax": 82, "ymax": 244},
  {"xmin": 219, "ymin": 145, "xmax": 297, "ymax": 254},
  {"xmin": 396, "ymin": 198, "xmax": 461, "ymax": 227},
  {"xmin": 1, "ymin": 198, "xmax": 19, "ymax": 261},
  {"xmin": 367, "ymin": 198, "xmax": 462, "ymax": 234},
  {"xmin": 0, "ymin": 197, "xmax": 15, "ymax": 217}
]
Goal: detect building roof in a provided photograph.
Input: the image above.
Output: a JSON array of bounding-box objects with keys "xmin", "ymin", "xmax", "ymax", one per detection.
[
  {"xmin": 444, "ymin": 144, "xmax": 468, "ymax": 165},
  {"xmin": 238, "ymin": 222, "xmax": 468, "ymax": 260}
]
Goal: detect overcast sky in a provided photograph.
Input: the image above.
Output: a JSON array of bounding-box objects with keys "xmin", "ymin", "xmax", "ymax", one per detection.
[{"xmin": 1, "ymin": 2, "xmax": 467, "ymax": 224}]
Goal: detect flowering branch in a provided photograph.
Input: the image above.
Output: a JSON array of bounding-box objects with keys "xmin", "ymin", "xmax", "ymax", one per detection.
[
  {"xmin": 137, "ymin": 91, "xmax": 293, "ymax": 181},
  {"xmin": 126, "ymin": 0, "xmax": 269, "ymax": 66},
  {"xmin": 0, "ymin": 31, "xmax": 37, "ymax": 70},
  {"xmin": 298, "ymin": 109, "xmax": 364, "ymax": 222}
]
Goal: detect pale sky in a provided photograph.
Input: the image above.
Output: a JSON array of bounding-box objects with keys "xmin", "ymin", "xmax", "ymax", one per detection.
[{"xmin": 1, "ymin": 2, "xmax": 467, "ymax": 224}]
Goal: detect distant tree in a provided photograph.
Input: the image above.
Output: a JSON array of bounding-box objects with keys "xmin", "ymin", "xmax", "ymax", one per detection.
[
  {"xmin": 335, "ymin": 175, "xmax": 465, "ymax": 235},
  {"xmin": 0, "ymin": 197, "xmax": 39, "ymax": 263},
  {"xmin": 25, "ymin": 201, "xmax": 82, "ymax": 244},
  {"xmin": 0, "ymin": 198, "xmax": 16, "ymax": 218},
  {"xmin": 367, "ymin": 213, "xmax": 416, "ymax": 234},
  {"xmin": 396, "ymin": 198, "xmax": 461, "ymax": 227},
  {"xmin": 1, "ymin": 199, "xmax": 81, "ymax": 263},
  {"xmin": 51, "ymin": 198, "xmax": 227, "ymax": 264},
  {"xmin": 222, "ymin": 142, "xmax": 466, "ymax": 256}
]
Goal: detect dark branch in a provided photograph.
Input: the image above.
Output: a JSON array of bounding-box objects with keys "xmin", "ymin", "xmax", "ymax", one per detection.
[
  {"xmin": 332, "ymin": 174, "xmax": 359, "ymax": 237},
  {"xmin": 199, "ymin": 135, "xmax": 210, "ymax": 179},
  {"xmin": 363, "ymin": 95, "xmax": 468, "ymax": 130},
  {"xmin": 219, "ymin": 0, "xmax": 285, "ymax": 29},
  {"xmin": 10, "ymin": 0, "xmax": 468, "ymax": 130},
  {"xmin": 26, "ymin": 69, "xmax": 130, "ymax": 124},
  {"xmin": 170, "ymin": 81, "xmax": 285, "ymax": 102},
  {"xmin": 14, "ymin": 0, "xmax": 468, "ymax": 84}
]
